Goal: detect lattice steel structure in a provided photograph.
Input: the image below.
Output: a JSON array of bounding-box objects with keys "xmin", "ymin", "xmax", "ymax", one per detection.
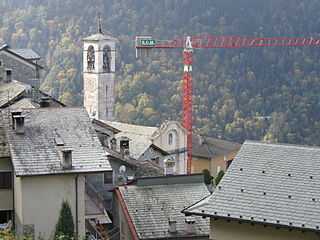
[{"xmin": 136, "ymin": 35, "xmax": 320, "ymax": 174}]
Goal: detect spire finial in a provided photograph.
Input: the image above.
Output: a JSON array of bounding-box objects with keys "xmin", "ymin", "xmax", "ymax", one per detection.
[{"xmin": 98, "ymin": 12, "xmax": 102, "ymax": 34}]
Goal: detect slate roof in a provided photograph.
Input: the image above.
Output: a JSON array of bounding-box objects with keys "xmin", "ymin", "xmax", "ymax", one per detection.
[
  {"xmin": 116, "ymin": 174, "xmax": 210, "ymax": 239},
  {"xmin": 82, "ymin": 33, "xmax": 116, "ymax": 42},
  {"xmin": 192, "ymin": 134, "xmax": 241, "ymax": 158},
  {"xmin": 183, "ymin": 141, "xmax": 320, "ymax": 233},
  {"xmin": 104, "ymin": 147, "xmax": 164, "ymax": 177},
  {"xmin": 0, "ymin": 81, "xmax": 65, "ymax": 109},
  {"xmin": 0, "ymin": 45, "xmax": 43, "ymax": 69},
  {"xmin": 0, "ymin": 107, "xmax": 111, "ymax": 176},
  {"xmin": 10, "ymin": 49, "xmax": 40, "ymax": 60},
  {"xmin": 103, "ymin": 121, "xmax": 160, "ymax": 159},
  {"xmin": 133, "ymin": 160, "xmax": 164, "ymax": 177},
  {"xmin": 9, "ymin": 98, "xmax": 38, "ymax": 109},
  {"xmin": 0, "ymin": 81, "xmax": 27, "ymax": 107}
]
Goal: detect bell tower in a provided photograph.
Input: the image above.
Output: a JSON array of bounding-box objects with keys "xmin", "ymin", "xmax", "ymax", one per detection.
[{"xmin": 82, "ymin": 20, "xmax": 116, "ymax": 121}]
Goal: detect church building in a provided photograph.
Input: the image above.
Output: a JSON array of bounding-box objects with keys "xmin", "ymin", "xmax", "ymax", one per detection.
[{"xmin": 82, "ymin": 28, "xmax": 116, "ymax": 121}]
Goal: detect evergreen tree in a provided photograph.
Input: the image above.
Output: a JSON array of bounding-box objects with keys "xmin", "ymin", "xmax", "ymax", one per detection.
[
  {"xmin": 54, "ymin": 200, "xmax": 75, "ymax": 240},
  {"xmin": 202, "ymin": 169, "xmax": 212, "ymax": 185},
  {"xmin": 215, "ymin": 170, "xmax": 225, "ymax": 186}
]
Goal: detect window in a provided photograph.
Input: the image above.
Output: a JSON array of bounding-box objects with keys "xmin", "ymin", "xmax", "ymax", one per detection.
[
  {"xmin": 151, "ymin": 156, "xmax": 160, "ymax": 165},
  {"xmin": 87, "ymin": 45, "xmax": 95, "ymax": 70},
  {"xmin": 104, "ymin": 171, "xmax": 113, "ymax": 184},
  {"xmin": 168, "ymin": 132, "xmax": 173, "ymax": 145},
  {"xmin": 103, "ymin": 45, "xmax": 111, "ymax": 72},
  {"xmin": 0, "ymin": 172, "xmax": 12, "ymax": 189},
  {"xmin": 0, "ymin": 60, "xmax": 2, "ymax": 67},
  {"xmin": 0, "ymin": 210, "xmax": 12, "ymax": 224}
]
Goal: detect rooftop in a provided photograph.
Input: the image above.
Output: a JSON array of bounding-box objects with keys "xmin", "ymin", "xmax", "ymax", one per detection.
[
  {"xmin": 192, "ymin": 134, "xmax": 241, "ymax": 158},
  {"xmin": 0, "ymin": 45, "xmax": 43, "ymax": 69},
  {"xmin": 103, "ymin": 121, "xmax": 159, "ymax": 159},
  {"xmin": 82, "ymin": 33, "xmax": 116, "ymax": 42},
  {"xmin": 183, "ymin": 141, "xmax": 320, "ymax": 232},
  {"xmin": 0, "ymin": 107, "xmax": 111, "ymax": 176},
  {"xmin": 116, "ymin": 174, "xmax": 210, "ymax": 239},
  {"xmin": 10, "ymin": 48, "xmax": 40, "ymax": 60},
  {"xmin": 0, "ymin": 81, "xmax": 27, "ymax": 108},
  {"xmin": 0, "ymin": 81, "xmax": 65, "ymax": 109}
]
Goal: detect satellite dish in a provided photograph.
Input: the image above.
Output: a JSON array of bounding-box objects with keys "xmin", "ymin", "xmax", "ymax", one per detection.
[{"xmin": 119, "ymin": 165, "xmax": 126, "ymax": 174}]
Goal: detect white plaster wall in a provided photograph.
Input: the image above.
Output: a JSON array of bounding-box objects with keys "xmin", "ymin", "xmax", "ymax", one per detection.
[
  {"xmin": 15, "ymin": 174, "xmax": 85, "ymax": 239},
  {"xmin": 153, "ymin": 122, "xmax": 188, "ymax": 174},
  {"xmin": 83, "ymin": 39, "xmax": 116, "ymax": 121}
]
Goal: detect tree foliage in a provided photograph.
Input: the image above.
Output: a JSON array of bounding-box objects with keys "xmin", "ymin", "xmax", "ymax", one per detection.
[
  {"xmin": 215, "ymin": 170, "xmax": 225, "ymax": 186},
  {"xmin": 202, "ymin": 169, "xmax": 212, "ymax": 185},
  {"xmin": 1, "ymin": 0, "xmax": 320, "ymax": 145},
  {"xmin": 54, "ymin": 200, "xmax": 75, "ymax": 240}
]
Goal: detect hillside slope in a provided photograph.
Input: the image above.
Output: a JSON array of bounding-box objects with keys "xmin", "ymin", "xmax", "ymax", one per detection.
[{"xmin": 1, "ymin": 0, "xmax": 320, "ymax": 145}]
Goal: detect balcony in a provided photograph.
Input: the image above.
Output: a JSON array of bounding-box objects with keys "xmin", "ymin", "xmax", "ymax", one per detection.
[{"xmin": 85, "ymin": 180, "xmax": 105, "ymax": 217}]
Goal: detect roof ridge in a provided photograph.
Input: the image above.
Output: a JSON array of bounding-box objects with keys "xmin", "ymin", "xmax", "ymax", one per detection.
[{"xmin": 245, "ymin": 140, "xmax": 320, "ymax": 150}]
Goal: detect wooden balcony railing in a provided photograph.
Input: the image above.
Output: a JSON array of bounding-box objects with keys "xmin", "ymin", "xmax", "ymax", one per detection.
[{"xmin": 85, "ymin": 180, "xmax": 105, "ymax": 216}]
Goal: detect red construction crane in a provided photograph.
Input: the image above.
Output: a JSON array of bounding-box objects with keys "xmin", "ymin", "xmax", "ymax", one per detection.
[{"xmin": 136, "ymin": 35, "xmax": 320, "ymax": 174}]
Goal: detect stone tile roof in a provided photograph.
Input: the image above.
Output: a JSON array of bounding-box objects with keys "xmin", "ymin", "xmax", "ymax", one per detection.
[
  {"xmin": 10, "ymin": 49, "xmax": 40, "ymax": 60},
  {"xmin": 0, "ymin": 81, "xmax": 26, "ymax": 107},
  {"xmin": 0, "ymin": 81, "xmax": 65, "ymax": 109},
  {"xmin": 133, "ymin": 160, "xmax": 164, "ymax": 177},
  {"xmin": 9, "ymin": 98, "xmax": 38, "ymax": 108},
  {"xmin": 117, "ymin": 174, "xmax": 210, "ymax": 239},
  {"xmin": 0, "ymin": 107, "xmax": 111, "ymax": 176},
  {"xmin": 192, "ymin": 134, "xmax": 241, "ymax": 158},
  {"xmin": 103, "ymin": 121, "xmax": 159, "ymax": 159},
  {"xmin": 183, "ymin": 141, "xmax": 320, "ymax": 232},
  {"xmin": 0, "ymin": 45, "xmax": 43, "ymax": 69},
  {"xmin": 104, "ymin": 147, "xmax": 164, "ymax": 177},
  {"xmin": 82, "ymin": 33, "xmax": 116, "ymax": 42}
]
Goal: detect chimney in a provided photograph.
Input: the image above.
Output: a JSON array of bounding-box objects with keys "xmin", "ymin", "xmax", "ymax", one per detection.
[
  {"xmin": 198, "ymin": 134, "xmax": 204, "ymax": 145},
  {"xmin": 13, "ymin": 115, "xmax": 25, "ymax": 134},
  {"xmin": 4, "ymin": 69, "xmax": 12, "ymax": 83},
  {"xmin": 123, "ymin": 149, "xmax": 130, "ymax": 160},
  {"xmin": 61, "ymin": 148, "xmax": 73, "ymax": 169},
  {"xmin": 11, "ymin": 110, "xmax": 22, "ymax": 129},
  {"xmin": 164, "ymin": 157, "xmax": 175, "ymax": 175},
  {"xmin": 40, "ymin": 96, "xmax": 50, "ymax": 107},
  {"xmin": 168, "ymin": 219, "xmax": 177, "ymax": 233},
  {"xmin": 110, "ymin": 138, "xmax": 117, "ymax": 151},
  {"xmin": 120, "ymin": 137, "xmax": 129, "ymax": 157},
  {"xmin": 185, "ymin": 217, "xmax": 196, "ymax": 234}
]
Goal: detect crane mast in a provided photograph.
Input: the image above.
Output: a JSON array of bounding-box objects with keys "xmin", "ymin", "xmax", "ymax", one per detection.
[
  {"xmin": 136, "ymin": 35, "xmax": 320, "ymax": 174},
  {"xmin": 182, "ymin": 37, "xmax": 193, "ymax": 174}
]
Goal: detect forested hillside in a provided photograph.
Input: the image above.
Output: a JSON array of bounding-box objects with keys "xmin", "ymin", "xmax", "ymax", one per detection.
[{"xmin": 1, "ymin": 0, "xmax": 320, "ymax": 145}]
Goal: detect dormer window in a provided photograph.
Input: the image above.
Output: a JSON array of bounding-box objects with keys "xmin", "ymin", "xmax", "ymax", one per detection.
[
  {"xmin": 168, "ymin": 132, "xmax": 173, "ymax": 145},
  {"xmin": 87, "ymin": 45, "xmax": 95, "ymax": 70}
]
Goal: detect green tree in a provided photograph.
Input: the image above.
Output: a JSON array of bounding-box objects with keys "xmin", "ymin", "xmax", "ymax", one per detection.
[
  {"xmin": 215, "ymin": 170, "xmax": 225, "ymax": 186},
  {"xmin": 202, "ymin": 169, "xmax": 212, "ymax": 185},
  {"xmin": 54, "ymin": 200, "xmax": 75, "ymax": 240}
]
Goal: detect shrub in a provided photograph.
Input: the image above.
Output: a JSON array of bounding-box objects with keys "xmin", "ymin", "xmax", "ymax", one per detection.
[
  {"xmin": 54, "ymin": 200, "xmax": 75, "ymax": 240},
  {"xmin": 202, "ymin": 169, "xmax": 212, "ymax": 185},
  {"xmin": 215, "ymin": 170, "xmax": 225, "ymax": 185}
]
